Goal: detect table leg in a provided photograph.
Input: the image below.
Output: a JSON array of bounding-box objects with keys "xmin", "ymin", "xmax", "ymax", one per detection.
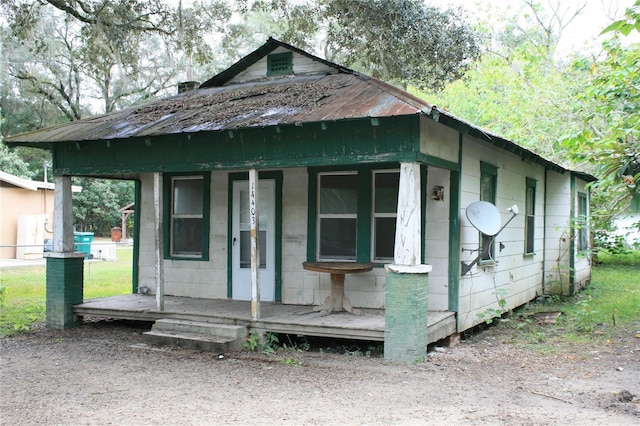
[{"xmin": 313, "ymin": 273, "xmax": 361, "ymax": 315}]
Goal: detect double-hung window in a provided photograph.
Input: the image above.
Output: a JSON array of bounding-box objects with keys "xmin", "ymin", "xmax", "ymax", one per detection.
[
  {"xmin": 318, "ymin": 172, "xmax": 358, "ymax": 260},
  {"xmin": 314, "ymin": 167, "xmax": 401, "ymax": 263},
  {"xmin": 165, "ymin": 174, "xmax": 210, "ymax": 260},
  {"xmin": 577, "ymin": 193, "xmax": 589, "ymax": 252},
  {"xmin": 480, "ymin": 162, "xmax": 497, "ymax": 261},
  {"xmin": 525, "ymin": 178, "xmax": 536, "ymax": 254},
  {"xmin": 372, "ymin": 170, "xmax": 399, "ymax": 261}
]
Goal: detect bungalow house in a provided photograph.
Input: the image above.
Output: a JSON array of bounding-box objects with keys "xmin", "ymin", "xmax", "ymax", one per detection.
[{"xmin": 5, "ymin": 38, "xmax": 594, "ymax": 362}]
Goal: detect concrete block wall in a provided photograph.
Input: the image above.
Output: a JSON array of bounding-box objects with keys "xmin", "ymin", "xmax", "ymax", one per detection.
[{"xmin": 425, "ymin": 167, "xmax": 450, "ymax": 311}]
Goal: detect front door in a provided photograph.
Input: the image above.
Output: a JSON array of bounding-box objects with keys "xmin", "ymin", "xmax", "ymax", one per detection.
[{"xmin": 231, "ymin": 179, "xmax": 275, "ymax": 301}]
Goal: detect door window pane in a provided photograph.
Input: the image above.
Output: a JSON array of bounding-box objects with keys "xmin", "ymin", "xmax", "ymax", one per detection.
[{"xmin": 240, "ymin": 230, "xmax": 267, "ymax": 268}]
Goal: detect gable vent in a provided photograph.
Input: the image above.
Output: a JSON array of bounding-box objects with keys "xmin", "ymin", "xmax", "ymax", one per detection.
[{"xmin": 267, "ymin": 52, "xmax": 293, "ymax": 76}]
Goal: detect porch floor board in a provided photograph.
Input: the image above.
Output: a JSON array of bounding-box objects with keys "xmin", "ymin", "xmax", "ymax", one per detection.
[{"xmin": 74, "ymin": 294, "xmax": 456, "ymax": 343}]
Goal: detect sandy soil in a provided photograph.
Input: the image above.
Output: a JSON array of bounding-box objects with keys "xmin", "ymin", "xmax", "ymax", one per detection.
[{"xmin": 1, "ymin": 318, "xmax": 638, "ymax": 425}]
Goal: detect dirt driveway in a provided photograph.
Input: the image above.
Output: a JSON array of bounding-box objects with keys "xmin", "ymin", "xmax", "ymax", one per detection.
[{"xmin": 1, "ymin": 319, "xmax": 638, "ymax": 425}]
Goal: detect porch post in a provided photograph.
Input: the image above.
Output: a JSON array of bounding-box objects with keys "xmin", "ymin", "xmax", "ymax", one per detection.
[
  {"xmin": 153, "ymin": 172, "xmax": 164, "ymax": 311},
  {"xmin": 45, "ymin": 175, "xmax": 85, "ymax": 329},
  {"xmin": 384, "ymin": 162, "xmax": 432, "ymax": 363},
  {"xmin": 249, "ymin": 169, "xmax": 261, "ymax": 320}
]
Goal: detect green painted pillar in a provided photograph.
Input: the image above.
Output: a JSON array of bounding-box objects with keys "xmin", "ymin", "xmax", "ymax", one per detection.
[
  {"xmin": 45, "ymin": 253, "xmax": 85, "ymax": 329},
  {"xmin": 384, "ymin": 264, "xmax": 431, "ymax": 363},
  {"xmin": 45, "ymin": 175, "xmax": 84, "ymax": 329}
]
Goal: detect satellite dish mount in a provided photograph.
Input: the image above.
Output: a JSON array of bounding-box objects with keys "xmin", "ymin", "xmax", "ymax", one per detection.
[{"xmin": 461, "ymin": 201, "xmax": 518, "ymax": 275}]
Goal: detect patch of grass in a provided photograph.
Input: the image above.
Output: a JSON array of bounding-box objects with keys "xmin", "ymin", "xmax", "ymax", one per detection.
[
  {"xmin": 0, "ymin": 245, "xmax": 133, "ymax": 337},
  {"xmin": 501, "ymin": 251, "xmax": 640, "ymax": 348}
]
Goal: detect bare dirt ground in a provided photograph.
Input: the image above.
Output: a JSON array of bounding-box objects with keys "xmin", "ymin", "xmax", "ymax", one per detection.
[{"xmin": 1, "ymin": 318, "xmax": 639, "ymax": 425}]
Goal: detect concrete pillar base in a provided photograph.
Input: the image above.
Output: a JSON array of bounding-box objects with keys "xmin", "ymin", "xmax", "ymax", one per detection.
[
  {"xmin": 384, "ymin": 264, "xmax": 431, "ymax": 363},
  {"xmin": 45, "ymin": 253, "xmax": 85, "ymax": 329}
]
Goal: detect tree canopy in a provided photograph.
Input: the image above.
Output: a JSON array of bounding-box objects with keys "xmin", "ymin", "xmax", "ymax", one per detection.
[
  {"xmin": 322, "ymin": 0, "xmax": 482, "ymax": 91},
  {"xmin": 1, "ymin": 0, "xmax": 638, "ymax": 234}
]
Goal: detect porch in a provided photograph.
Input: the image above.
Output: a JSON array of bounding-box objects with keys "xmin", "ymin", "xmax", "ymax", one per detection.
[{"xmin": 74, "ymin": 294, "xmax": 456, "ymax": 344}]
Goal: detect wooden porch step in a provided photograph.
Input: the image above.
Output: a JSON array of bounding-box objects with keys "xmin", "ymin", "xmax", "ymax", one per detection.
[{"xmin": 143, "ymin": 319, "xmax": 248, "ymax": 352}]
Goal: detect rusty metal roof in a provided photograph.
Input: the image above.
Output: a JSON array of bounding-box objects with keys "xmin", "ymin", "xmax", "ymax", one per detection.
[
  {"xmin": 6, "ymin": 71, "xmax": 430, "ymax": 144},
  {"xmin": 3, "ymin": 37, "xmax": 595, "ymax": 181}
]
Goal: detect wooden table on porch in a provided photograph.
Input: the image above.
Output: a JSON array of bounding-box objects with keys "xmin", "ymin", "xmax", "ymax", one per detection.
[{"xmin": 302, "ymin": 262, "xmax": 373, "ymax": 316}]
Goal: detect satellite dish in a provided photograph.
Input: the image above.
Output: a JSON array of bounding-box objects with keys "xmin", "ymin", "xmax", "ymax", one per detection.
[
  {"xmin": 461, "ymin": 201, "xmax": 519, "ymax": 275},
  {"xmin": 466, "ymin": 201, "xmax": 501, "ymax": 236}
]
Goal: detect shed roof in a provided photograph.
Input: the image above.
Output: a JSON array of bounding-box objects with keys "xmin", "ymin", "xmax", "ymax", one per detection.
[
  {"xmin": 4, "ymin": 38, "xmax": 595, "ymax": 181},
  {"xmin": 0, "ymin": 170, "xmax": 82, "ymax": 192}
]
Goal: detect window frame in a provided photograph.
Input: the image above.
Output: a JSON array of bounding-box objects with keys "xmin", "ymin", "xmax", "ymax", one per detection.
[
  {"xmin": 524, "ymin": 177, "xmax": 536, "ymax": 255},
  {"xmin": 163, "ymin": 172, "xmax": 211, "ymax": 261},
  {"xmin": 479, "ymin": 162, "xmax": 498, "ymax": 262},
  {"xmin": 371, "ymin": 169, "xmax": 400, "ymax": 262},
  {"xmin": 577, "ymin": 192, "xmax": 589, "ymax": 252},
  {"xmin": 316, "ymin": 170, "xmax": 359, "ymax": 261},
  {"xmin": 308, "ymin": 164, "xmax": 407, "ymax": 264}
]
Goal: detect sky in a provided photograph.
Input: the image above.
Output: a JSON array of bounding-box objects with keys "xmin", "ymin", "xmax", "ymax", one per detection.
[{"xmin": 438, "ymin": 0, "xmax": 635, "ymax": 56}]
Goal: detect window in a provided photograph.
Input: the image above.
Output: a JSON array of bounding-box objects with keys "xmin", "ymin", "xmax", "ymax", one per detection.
[
  {"xmin": 318, "ymin": 172, "xmax": 358, "ymax": 260},
  {"xmin": 577, "ymin": 193, "xmax": 589, "ymax": 252},
  {"xmin": 313, "ymin": 167, "xmax": 401, "ymax": 263},
  {"xmin": 480, "ymin": 162, "xmax": 497, "ymax": 261},
  {"xmin": 267, "ymin": 52, "xmax": 293, "ymax": 76},
  {"xmin": 372, "ymin": 170, "xmax": 399, "ymax": 261},
  {"xmin": 164, "ymin": 174, "xmax": 210, "ymax": 260},
  {"xmin": 525, "ymin": 178, "xmax": 536, "ymax": 254}
]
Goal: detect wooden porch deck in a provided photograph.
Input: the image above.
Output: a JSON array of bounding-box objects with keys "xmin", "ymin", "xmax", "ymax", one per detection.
[{"xmin": 74, "ymin": 294, "xmax": 457, "ymax": 344}]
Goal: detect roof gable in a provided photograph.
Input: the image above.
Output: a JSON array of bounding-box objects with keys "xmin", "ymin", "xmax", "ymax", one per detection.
[{"xmin": 200, "ymin": 38, "xmax": 352, "ymax": 88}]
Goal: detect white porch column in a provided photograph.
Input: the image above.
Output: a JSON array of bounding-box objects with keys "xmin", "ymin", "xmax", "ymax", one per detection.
[
  {"xmin": 52, "ymin": 175, "xmax": 75, "ymax": 253},
  {"xmin": 394, "ymin": 162, "xmax": 422, "ymax": 265},
  {"xmin": 153, "ymin": 172, "xmax": 164, "ymax": 311},
  {"xmin": 249, "ymin": 169, "xmax": 261, "ymax": 320}
]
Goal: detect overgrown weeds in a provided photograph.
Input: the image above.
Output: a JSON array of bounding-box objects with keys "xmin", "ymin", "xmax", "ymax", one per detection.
[{"xmin": 495, "ymin": 251, "xmax": 639, "ymax": 351}]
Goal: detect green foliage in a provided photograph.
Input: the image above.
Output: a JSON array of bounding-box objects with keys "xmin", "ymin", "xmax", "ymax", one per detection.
[
  {"xmin": 72, "ymin": 178, "xmax": 134, "ymax": 236},
  {"xmin": 414, "ymin": 3, "xmax": 588, "ymax": 164},
  {"xmin": 1, "ymin": 0, "xmax": 233, "ymax": 120},
  {"xmin": 563, "ymin": 37, "xmax": 640, "ymax": 213},
  {"xmin": 0, "ymin": 143, "xmax": 34, "ymax": 178},
  {"xmin": 503, "ymin": 251, "xmax": 640, "ymax": 348},
  {"xmin": 243, "ymin": 331, "xmax": 280, "ymax": 354},
  {"xmin": 322, "ymin": 0, "xmax": 482, "ymax": 91},
  {"xmin": 600, "ymin": 0, "xmax": 640, "ymax": 36}
]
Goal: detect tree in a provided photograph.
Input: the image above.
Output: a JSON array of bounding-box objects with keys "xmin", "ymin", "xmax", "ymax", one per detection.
[
  {"xmin": 72, "ymin": 177, "xmax": 134, "ymax": 236},
  {"xmin": 1, "ymin": 0, "xmax": 232, "ymax": 121},
  {"xmin": 563, "ymin": 37, "xmax": 640, "ymax": 213},
  {"xmin": 321, "ymin": 0, "xmax": 482, "ymax": 91},
  {"xmin": 413, "ymin": 0, "xmax": 589, "ymax": 163},
  {"xmin": 0, "ymin": 142, "xmax": 33, "ymax": 178}
]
